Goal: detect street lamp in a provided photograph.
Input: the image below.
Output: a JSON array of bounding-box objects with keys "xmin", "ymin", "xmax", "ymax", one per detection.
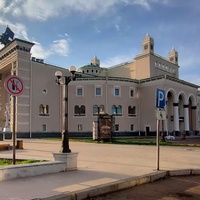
[{"xmin": 55, "ymin": 66, "xmax": 76, "ymax": 153}]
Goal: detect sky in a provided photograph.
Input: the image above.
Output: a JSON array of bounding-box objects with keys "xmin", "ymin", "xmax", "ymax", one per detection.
[{"xmin": 0, "ymin": 0, "xmax": 200, "ymax": 86}]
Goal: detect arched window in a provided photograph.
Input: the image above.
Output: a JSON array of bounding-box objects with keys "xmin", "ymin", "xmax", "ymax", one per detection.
[
  {"xmin": 133, "ymin": 106, "xmax": 136, "ymax": 115},
  {"xmin": 99, "ymin": 105, "xmax": 104, "ymax": 114},
  {"xmin": 93, "ymin": 105, "xmax": 98, "ymax": 116},
  {"xmin": 112, "ymin": 105, "xmax": 117, "ymax": 114},
  {"xmin": 80, "ymin": 105, "xmax": 85, "ymax": 116},
  {"xmin": 74, "ymin": 105, "xmax": 79, "ymax": 116},
  {"xmin": 44, "ymin": 105, "xmax": 49, "ymax": 115},
  {"xmin": 39, "ymin": 104, "xmax": 44, "ymax": 115},
  {"xmin": 39, "ymin": 104, "xmax": 49, "ymax": 116},
  {"xmin": 117, "ymin": 105, "xmax": 122, "ymax": 115}
]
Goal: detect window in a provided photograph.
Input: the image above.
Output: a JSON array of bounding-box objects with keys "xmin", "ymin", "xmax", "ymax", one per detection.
[
  {"xmin": 128, "ymin": 106, "xmax": 136, "ymax": 117},
  {"xmin": 93, "ymin": 105, "xmax": 99, "ymax": 116},
  {"xmin": 39, "ymin": 104, "xmax": 49, "ymax": 116},
  {"xmin": 131, "ymin": 124, "xmax": 134, "ymax": 131},
  {"xmin": 114, "ymin": 86, "xmax": 120, "ymax": 97},
  {"xmin": 42, "ymin": 124, "xmax": 47, "ymax": 132},
  {"xmin": 118, "ymin": 105, "xmax": 122, "ymax": 115},
  {"xmin": 99, "ymin": 105, "xmax": 104, "ymax": 114},
  {"xmin": 80, "ymin": 105, "xmax": 86, "ymax": 116},
  {"xmin": 95, "ymin": 86, "xmax": 102, "ymax": 96},
  {"xmin": 93, "ymin": 105, "xmax": 105, "ymax": 116},
  {"xmin": 78, "ymin": 124, "xmax": 83, "ymax": 131},
  {"xmin": 112, "ymin": 105, "xmax": 122, "ymax": 116},
  {"xmin": 77, "ymin": 86, "xmax": 83, "ymax": 97},
  {"xmin": 130, "ymin": 88, "xmax": 135, "ymax": 98},
  {"xmin": 74, "ymin": 105, "xmax": 80, "ymax": 116},
  {"xmin": 115, "ymin": 124, "xmax": 119, "ymax": 131},
  {"xmin": 74, "ymin": 105, "xmax": 86, "ymax": 116}
]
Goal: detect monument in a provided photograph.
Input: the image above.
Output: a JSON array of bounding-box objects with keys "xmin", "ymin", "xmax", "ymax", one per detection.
[{"xmin": 3, "ymin": 104, "xmax": 10, "ymax": 132}]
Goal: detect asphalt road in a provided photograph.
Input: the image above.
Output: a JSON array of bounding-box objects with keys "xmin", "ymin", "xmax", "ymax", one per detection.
[{"xmin": 86, "ymin": 175, "xmax": 200, "ymax": 200}]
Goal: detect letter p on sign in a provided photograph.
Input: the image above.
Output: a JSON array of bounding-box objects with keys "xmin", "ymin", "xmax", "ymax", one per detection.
[{"xmin": 156, "ymin": 89, "xmax": 165, "ymax": 109}]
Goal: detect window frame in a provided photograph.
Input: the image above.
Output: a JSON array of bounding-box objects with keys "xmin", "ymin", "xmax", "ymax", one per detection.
[
  {"xmin": 76, "ymin": 86, "xmax": 83, "ymax": 97},
  {"xmin": 42, "ymin": 124, "xmax": 47, "ymax": 132},
  {"xmin": 114, "ymin": 86, "xmax": 120, "ymax": 97},
  {"xmin": 128, "ymin": 106, "xmax": 137, "ymax": 117},
  {"xmin": 129, "ymin": 87, "xmax": 135, "ymax": 98},
  {"xmin": 95, "ymin": 85, "xmax": 102, "ymax": 97}
]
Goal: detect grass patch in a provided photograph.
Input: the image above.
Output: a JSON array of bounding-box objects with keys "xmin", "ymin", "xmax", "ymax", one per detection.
[
  {"xmin": 0, "ymin": 159, "xmax": 45, "ymax": 166},
  {"xmin": 43, "ymin": 137, "xmax": 200, "ymax": 147}
]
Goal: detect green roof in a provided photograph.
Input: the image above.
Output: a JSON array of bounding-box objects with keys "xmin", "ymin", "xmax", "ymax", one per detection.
[{"xmin": 81, "ymin": 63, "xmax": 100, "ymax": 68}]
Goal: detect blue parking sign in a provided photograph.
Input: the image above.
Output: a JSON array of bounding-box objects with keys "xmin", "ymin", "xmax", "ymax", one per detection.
[{"xmin": 156, "ymin": 89, "xmax": 165, "ymax": 109}]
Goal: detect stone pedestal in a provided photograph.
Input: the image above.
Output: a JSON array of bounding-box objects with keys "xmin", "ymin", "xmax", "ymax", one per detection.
[{"xmin": 53, "ymin": 152, "xmax": 78, "ymax": 171}]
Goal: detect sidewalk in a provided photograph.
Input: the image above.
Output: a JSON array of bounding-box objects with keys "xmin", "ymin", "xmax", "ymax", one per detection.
[{"xmin": 0, "ymin": 139, "xmax": 200, "ymax": 200}]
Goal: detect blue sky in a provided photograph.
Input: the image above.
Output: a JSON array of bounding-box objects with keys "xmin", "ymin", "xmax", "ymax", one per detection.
[{"xmin": 0, "ymin": 0, "xmax": 200, "ymax": 85}]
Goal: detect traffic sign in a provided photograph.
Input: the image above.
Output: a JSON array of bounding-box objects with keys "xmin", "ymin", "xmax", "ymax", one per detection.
[
  {"xmin": 155, "ymin": 109, "xmax": 166, "ymax": 120},
  {"xmin": 156, "ymin": 89, "xmax": 165, "ymax": 109},
  {"xmin": 4, "ymin": 76, "xmax": 24, "ymax": 96}
]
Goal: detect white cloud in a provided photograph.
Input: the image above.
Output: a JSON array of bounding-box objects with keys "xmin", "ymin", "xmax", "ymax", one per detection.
[
  {"xmin": 0, "ymin": 0, "xmax": 169, "ymax": 21},
  {"xmin": 50, "ymin": 39, "xmax": 70, "ymax": 57},
  {"xmin": 30, "ymin": 41, "xmax": 51, "ymax": 59},
  {"xmin": 31, "ymin": 39, "xmax": 70, "ymax": 59},
  {"xmin": 0, "ymin": 17, "xmax": 70, "ymax": 59},
  {"xmin": 101, "ymin": 55, "xmax": 134, "ymax": 68}
]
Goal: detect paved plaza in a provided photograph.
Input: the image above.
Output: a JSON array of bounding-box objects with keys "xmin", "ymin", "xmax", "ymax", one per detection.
[{"xmin": 0, "ymin": 139, "xmax": 200, "ymax": 200}]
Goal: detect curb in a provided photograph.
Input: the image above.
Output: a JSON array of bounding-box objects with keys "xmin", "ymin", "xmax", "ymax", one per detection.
[{"xmin": 32, "ymin": 169, "xmax": 200, "ymax": 200}]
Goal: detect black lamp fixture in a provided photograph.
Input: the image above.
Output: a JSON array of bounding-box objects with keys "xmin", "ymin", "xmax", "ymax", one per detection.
[{"xmin": 55, "ymin": 66, "xmax": 76, "ymax": 153}]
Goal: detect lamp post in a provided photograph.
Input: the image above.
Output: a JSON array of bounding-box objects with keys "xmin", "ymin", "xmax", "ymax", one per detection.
[{"xmin": 55, "ymin": 66, "xmax": 76, "ymax": 153}]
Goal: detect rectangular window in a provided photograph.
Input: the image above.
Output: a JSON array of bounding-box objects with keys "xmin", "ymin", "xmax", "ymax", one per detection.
[
  {"xmin": 131, "ymin": 124, "xmax": 134, "ymax": 131},
  {"xmin": 95, "ymin": 86, "xmax": 102, "ymax": 96},
  {"xmin": 78, "ymin": 124, "xmax": 83, "ymax": 131},
  {"xmin": 130, "ymin": 88, "xmax": 135, "ymax": 98},
  {"xmin": 115, "ymin": 124, "xmax": 119, "ymax": 131},
  {"xmin": 114, "ymin": 86, "xmax": 120, "ymax": 97},
  {"xmin": 42, "ymin": 124, "xmax": 47, "ymax": 132},
  {"xmin": 76, "ymin": 86, "xmax": 83, "ymax": 97}
]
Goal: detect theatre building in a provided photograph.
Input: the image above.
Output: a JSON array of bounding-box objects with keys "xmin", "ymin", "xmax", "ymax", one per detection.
[{"xmin": 0, "ymin": 33, "xmax": 199, "ymax": 138}]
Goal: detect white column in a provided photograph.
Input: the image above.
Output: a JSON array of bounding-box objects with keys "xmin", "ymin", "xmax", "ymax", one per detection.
[
  {"xmin": 184, "ymin": 105, "xmax": 189, "ymax": 132},
  {"xmin": 192, "ymin": 106, "xmax": 197, "ymax": 132},
  {"xmin": 173, "ymin": 103, "xmax": 179, "ymax": 132}
]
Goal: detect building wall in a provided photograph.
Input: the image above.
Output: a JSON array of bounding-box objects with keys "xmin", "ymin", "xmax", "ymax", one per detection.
[
  {"xmin": 30, "ymin": 61, "xmax": 70, "ymax": 133},
  {"xmin": 107, "ymin": 61, "xmax": 136, "ymax": 79},
  {"xmin": 68, "ymin": 78, "xmax": 139, "ymax": 133}
]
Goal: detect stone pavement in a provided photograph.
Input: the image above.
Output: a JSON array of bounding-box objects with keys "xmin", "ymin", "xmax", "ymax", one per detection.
[{"xmin": 0, "ymin": 139, "xmax": 200, "ymax": 200}]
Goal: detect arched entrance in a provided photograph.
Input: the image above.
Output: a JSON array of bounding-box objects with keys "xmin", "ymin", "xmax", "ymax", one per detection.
[{"xmin": 166, "ymin": 89, "xmax": 176, "ymax": 134}]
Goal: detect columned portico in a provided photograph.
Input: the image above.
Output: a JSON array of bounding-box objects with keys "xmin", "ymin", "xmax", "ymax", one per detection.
[
  {"xmin": 173, "ymin": 102, "xmax": 179, "ymax": 134},
  {"xmin": 183, "ymin": 105, "xmax": 189, "ymax": 135}
]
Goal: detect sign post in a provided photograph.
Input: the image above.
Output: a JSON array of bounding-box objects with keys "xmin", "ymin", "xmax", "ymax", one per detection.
[
  {"xmin": 155, "ymin": 89, "xmax": 166, "ymax": 170},
  {"xmin": 4, "ymin": 76, "xmax": 24, "ymax": 165}
]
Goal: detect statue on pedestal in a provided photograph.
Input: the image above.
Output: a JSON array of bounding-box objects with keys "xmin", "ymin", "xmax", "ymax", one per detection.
[{"xmin": 3, "ymin": 103, "xmax": 10, "ymax": 132}]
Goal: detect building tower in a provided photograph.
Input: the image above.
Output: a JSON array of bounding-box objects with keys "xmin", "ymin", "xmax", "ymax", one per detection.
[
  {"xmin": 91, "ymin": 55, "xmax": 100, "ymax": 66},
  {"xmin": 142, "ymin": 33, "xmax": 154, "ymax": 54},
  {"xmin": 168, "ymin": 47, "xmax": 178, "ymax": 65}
]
